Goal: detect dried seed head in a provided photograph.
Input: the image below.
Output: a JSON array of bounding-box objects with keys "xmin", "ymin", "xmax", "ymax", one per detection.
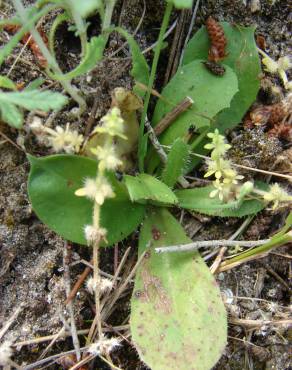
[
  {"xmin": 88, "ymin": 335, "xmax": 121, "ymax": 356},
  {"xmin": 0, "ymin": 341, "xmax": 13, "ymax": 366},
  {"xmin": 268, "ymin": 123, "xmax": 292, "ymax": 142},
  {"xmin": 268, "ymin": 102, "xmax": 287, "ymax": 126},
  {"xmin": 202, "ymin": 61, "xmax": 226, "ymax": 76},
  {"xmin": 86, "ymin": 276, "xmax": 113, "ymax": 295},
  {"xmin": 206, "ymin": 16, "xmax": 227, "ymax": 62}
]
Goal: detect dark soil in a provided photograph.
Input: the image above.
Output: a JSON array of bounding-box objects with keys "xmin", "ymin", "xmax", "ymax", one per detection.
[{"xmin": 0, "ymin": 1, "xmax": 291, "ymax": 369}]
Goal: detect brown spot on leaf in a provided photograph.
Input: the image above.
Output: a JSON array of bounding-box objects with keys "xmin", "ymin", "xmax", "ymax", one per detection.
[
  {"xmin": 134, "ymin": 290, "xmax": 145, "ymax": 299},
  {"xmin": 208, "ymin": 305, "xmax": 214, "ymax": 313},
  {"xmin": 67, "ymin": 179, "xmax": 74, "ymax": 187},
  {"xmin": 168, "ymin": 352, "xmax": 178, "ymax": 360},
  {"xmin": 140, "ymin": 268, "xmax": 172, "ymax": 314},
  {"xmin": 144, "ymin": 251, "xmax": 151, "ymax": 259},
  {"xmin": 151, "ymin": 226, "xmax": 161, "ymax": 240}
]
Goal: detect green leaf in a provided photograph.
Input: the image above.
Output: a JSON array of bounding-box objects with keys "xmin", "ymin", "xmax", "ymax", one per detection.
[
  {"xmin": 131, "ymin": 208, "xmax": 227, "ymax": 370},
  {"xmin": 48, "ymin": 12, "xmax": 70, "ymax": 59},
  {"xmin": 166, "ymin": 0, "xmax": 193, "ymax": 8},
  {"xmin": 0, "ymin": 89, "xmax": 66, "ymax": 128},
  {"xmin": 182, "ymin": 23, "xmax": 261, "ymax": 132},
  {"xmin": 112, "ymin": 27, "xmax": 150, "ymax": 97},
  {"xmin": 124, "ymin": 173, "xmax": 178, "ymax": 205},
  {"xmin": 0, "ymin": 102, "xmax": 23, "ymax": 129},
  {"xmin": 0, "ymin": 89, "xmax": 68, "ymax": 111},
  {"xmin": 27, "ymin": 155, "xmax": 145, "ymax": 246},
  {"xmin": 0, "ymin": 76, "xmax": 16, "ymax": 90},
  {"xmin": 161, "ymin": 138, "xmax": 190, "ymax": 188},
  {"xmin": 271, "ymin": 211, "xmax": 292, "ymax": 238},
  {"xmin": 175, "ymin": 185, "xmax": 266, "ymax": 217},
  {"xmin": 52, "ymin": 35, "xmax": 107, "ymax": 80},
  {"xmin": 146, "ymin": 60, "xmax": 238, "ymax": 172},
  {"xmin": 25, "ymin": 78, "xmax": 45, "ymax": 91},
  {"xmin": 67, "ymin": 0, "xmax": 102, "ymax": 18},
  {"xmin": 153, "ymin": 60, "xmax": 238, "ymax": 131}
]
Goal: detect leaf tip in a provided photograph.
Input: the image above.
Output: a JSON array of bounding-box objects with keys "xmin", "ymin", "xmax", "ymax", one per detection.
[{"xmin": 26, "ymin": 153, "xmax": 38, "ymax": 166}]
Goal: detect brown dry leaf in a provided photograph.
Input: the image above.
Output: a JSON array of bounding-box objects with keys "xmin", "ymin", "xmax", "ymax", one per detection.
[{"xmin": 83, "ymin": 87, "xmax": 142, "ymax": 170}]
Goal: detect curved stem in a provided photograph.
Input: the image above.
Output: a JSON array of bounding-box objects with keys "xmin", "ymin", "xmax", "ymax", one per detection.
[
  {"xmin": 12, "ymin": 0, "xmax": 86, "ymax": 112},
  {"xmin": 64, "ymin": 2, "xmax": 88, "ymax": 57},
  {"xmin": 138, "ymin": 2, "xmax": 173, "ymax": 172}
]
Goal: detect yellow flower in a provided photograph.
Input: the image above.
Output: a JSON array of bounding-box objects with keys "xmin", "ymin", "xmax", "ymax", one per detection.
[
  {"xmin": 204, "ymin": 158, "xmax": 232, "ymax": 179},
  {"xmin": 93, "ymin": 107, "xmax": 127, "ymax": 139},
  {"xmin": 261, "ymin": 55, "xmax": 279, "ymax": 73},
  {"xmin": 75, "ymin": 178, "xmax": 98, "ymax": 199},
  {"xmin": 95, "ymin": 176, "xmax": 115, "ymax": 205},
  {"xmin": 75, "ymin": 177, "xmax": 115, "ymax": 205},
  {"xmin": 204, "ymin": 129, "xmax": 231, "ymax": 159},
  {"xmin": 209, "ymin": 179, "xmax": 233, "ymax": 202},
  {"xmin": 277, "ymin": 56, "xmax": 292, "ymax": 71},
  {"xmin": 223, "ymin": 169, "xmax": 244, "ymax": 185},
  {"xmin": 263, "ymin": 183, "xmax": 292, "ymax": 210},
  {"xmin": 44, "ymin": 123, "xmax": 83, "ymax": 153},
  {"xmin": 84, "ymin": 224, "xmax": 107, "ymax": 244},
  {"xmin": 258, "ymin": 49, "xmax": 291, "ymax": 90},
  {"xmin": 91, "ymin": 143, "xmax": 122, "ymax": 171}
]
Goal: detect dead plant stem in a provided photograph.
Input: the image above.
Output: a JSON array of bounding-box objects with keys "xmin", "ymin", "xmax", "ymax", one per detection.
[
  {"xmin": 153, "ymin": 97, "xmax": 193, "ymax": 136},
  {"xmin": 0, "ymin": 304, "xmax": 23, "ymax": 340},
  {"xmin": 64, "ymin": 260, "xmax": 93, "ymax": 305},
  {"xmin": 63, "ymin": 243, "xmax": 81, "ymax": 360},
  {"xmin": 155, "ymin": 239, "xmax": 270, "ymax": 253},
  {"xmin": 101, "ymin": 251, "xmax": 147, "ymax": 321}
]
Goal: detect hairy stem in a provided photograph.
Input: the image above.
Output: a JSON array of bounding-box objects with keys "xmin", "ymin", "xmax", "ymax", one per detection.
[
  {"xmin": 102, "ymin": 0, "xmax": 117, "ymax": 31},
  {"xmin": 63, "ymin": 0, "xmax": 88, "ymax": 56},
  {"xmin": 92, "ymin": 203, "xmax": 103, "ymax": 339},
  {"xmin": 12, "ymin": 0, "xmax": 86, "ymax": 112}
]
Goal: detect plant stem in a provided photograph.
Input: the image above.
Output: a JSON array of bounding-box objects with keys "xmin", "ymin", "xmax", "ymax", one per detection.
[
  {"xmin": 93, "ymin": 241, "xmax": 103, "ymax": 338},
  {"xmin": 155, "ymin": 239, "xmax": 271, "ymax": 254},
  {"xmin": 12, "ymin": 0, "xmax": 86, "ymax": 112},
  {"xmin": 63, "ymin": 243, "xmax": 81, "ymax": 360},
  {"xmin": 0, "ymin": 4, "xmax": 57, "ymax": 66},
  {"xmin": 102, "ymin": 0, "xmax": 117, "ymax": 31},
  {"xmin": 64, "ymin": 0, "xmax": 88, "ymax": 57},
  {"xmin": 138, "ymin": 2, "xmax": 173, "ymax": 172},
  {"xmin": 98, "ymin": 1, "xmax": 105, "ymax": 21},
  {"xmin": 92, "ymin": 203, "xmax": 103, "ymax": 339},
  {"xmin": 219, "ymin": 232, "xmax": 292, "ymax": 271}
]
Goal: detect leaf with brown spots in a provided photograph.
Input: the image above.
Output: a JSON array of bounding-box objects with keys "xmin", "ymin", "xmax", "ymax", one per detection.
[{"xmin": 130, "ymin": 208, "xmax": 227, "ymax": 370}]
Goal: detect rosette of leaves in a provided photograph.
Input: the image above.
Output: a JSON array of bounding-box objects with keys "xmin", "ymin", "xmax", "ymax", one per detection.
[
  {"xmin": 26, "ymin": 11, "xmax": 266, "ymax": 370},
  {"xmin": 28, "ymin": 143, "xmax": 267, "ymax": 370}
]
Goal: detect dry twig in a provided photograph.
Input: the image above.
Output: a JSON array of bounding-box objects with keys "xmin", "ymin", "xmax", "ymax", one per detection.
[{"xmin": 63, "ymin": 242, "xmax": 81, "ymax": 360}]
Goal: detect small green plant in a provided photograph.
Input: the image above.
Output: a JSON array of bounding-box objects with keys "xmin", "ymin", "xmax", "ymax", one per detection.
[
  {"xmin": 0, "ymin": 0, "xmax": 148, "ymax": 126},
  {"xmin": 1, "ymin": 0, "xmax": 291, "ymax": 369},
  {"xmin": 26, "ymin": 3, "xmax": 291, "ymax": 369}
]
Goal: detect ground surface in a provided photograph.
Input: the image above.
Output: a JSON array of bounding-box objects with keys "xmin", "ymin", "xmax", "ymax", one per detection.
[{"xmin": 0, "ymin": 0, "xmax": 291, "ymax": 369}]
